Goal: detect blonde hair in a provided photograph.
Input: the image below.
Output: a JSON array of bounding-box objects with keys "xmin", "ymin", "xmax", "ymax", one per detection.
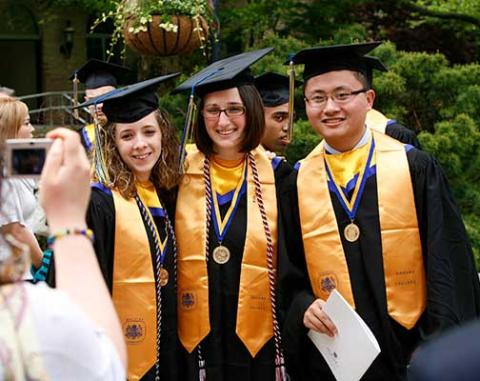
[
  {"xmin": 98, "ymin": 109, "xmax": 181, "ymax": 201},
  {"xmin": 0, "ymin": 98, "xmax": 29, "ymax": 143}
]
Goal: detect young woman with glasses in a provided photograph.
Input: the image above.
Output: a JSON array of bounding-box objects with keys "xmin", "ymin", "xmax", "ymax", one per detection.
[{"xmin": 174, "ymin": 49, "xmax": 291, "ymax": 381}]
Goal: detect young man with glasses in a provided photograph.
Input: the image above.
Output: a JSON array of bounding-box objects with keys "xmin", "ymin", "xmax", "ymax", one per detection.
[{"xmin": 280, "ymin": 42, "xmax": 480, "ymax": 380}]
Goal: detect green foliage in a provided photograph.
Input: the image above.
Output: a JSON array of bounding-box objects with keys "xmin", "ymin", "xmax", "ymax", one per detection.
[
  {"xmin": 419, "ymin": 114, "xmax": 480, "ymax": 266},
  {"xmin": 285, "ymin": 120, "xmax": 320, "ymax": 165},
  {"xmin": 48, "ymin": 0, "xmax": 112, "ymax": 12},
  {"xmin": 415, "ymin": 0, "xmax": 480, "ymax": 19}
]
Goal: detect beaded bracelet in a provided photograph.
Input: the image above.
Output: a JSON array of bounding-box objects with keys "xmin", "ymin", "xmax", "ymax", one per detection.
[{"xmin": 47, "ymin": 228, "xmax": 94, "ymax": 248}]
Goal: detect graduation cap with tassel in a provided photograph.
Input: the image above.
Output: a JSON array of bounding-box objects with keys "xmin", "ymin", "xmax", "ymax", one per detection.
[
  {"xmin": 173, "ymin": 47, "xmax": 274, "ymax": 173},
  {"xmin": 284, "ymin": 42, "xmax": 388, "ymax": 142},
  {"xmin": 73, "ymin": 73, "xmax": 180, "ymax": 186},
  {"xmin": 254, "ymin": 71, "xmax": 302, "ymax": 144}
]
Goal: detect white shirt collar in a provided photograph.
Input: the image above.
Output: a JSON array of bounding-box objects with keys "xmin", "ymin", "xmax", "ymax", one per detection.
[{"xmin": 324, "ymin": 126, "xmax": 371, "ymax": 154}]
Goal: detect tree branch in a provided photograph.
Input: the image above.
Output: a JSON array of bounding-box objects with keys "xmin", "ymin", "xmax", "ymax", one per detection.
[{"xmin": 401, "ymin": 1, "xmax": 480, "ymax": 27}]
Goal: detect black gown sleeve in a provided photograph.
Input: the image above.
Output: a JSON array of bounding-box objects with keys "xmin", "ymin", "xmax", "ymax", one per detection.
[
  {"xmin": 86, "ymin": 188, "xmax": 116, "ymax": 291},
  {"xmin": 408, "ymin": 148, "xmax": 480, "ymax": 335},
  {"xmin": 43, "ymin": 187, "xmax": 114, "ymax": 288},
  {"xmin": 385, "ymin": 122, "xmax": 422, "ymax": 149}
]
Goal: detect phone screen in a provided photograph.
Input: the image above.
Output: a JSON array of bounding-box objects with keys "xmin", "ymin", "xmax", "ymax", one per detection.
[{"xmin": 11, "ymin": 148, "xmax": 46, "ymax": 175}]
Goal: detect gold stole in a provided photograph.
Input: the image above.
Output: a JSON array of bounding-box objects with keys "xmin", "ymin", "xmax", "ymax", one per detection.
[
  {"xmin": 297, "ymin": 131, "xmax": 426, "ymax": 329},
  {"xmin": 366, "ymin": 109, "xmax": 388, "ymax": 134},
  {"xmin": 176, "ymin": 147, "xmax": 277, "ymax": 356},
  {"xmin": 83, "ymin": 123, "xmax": 95, "ymax": 150},
  {"xmin": 112, "ymin": 189, "xmax": 156, "ymax": 381}
]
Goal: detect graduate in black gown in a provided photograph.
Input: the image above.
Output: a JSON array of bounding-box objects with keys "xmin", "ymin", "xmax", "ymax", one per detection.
[
  {"xmin": 69, "ymin": 59, "xmax": 133, "ymax": 153},
  {"xmin": 174, "ymin": 49, "xmax": 290, "ymax": 381},
  {"xmin": 254, "ymin": 72, "xmax": 299, "ymax": 181},
  {"xmin": 77, "ymin": 74, "xmax": 185, "ymax": 381},
  {"xmin": 366, "ymin": 108, "xmax": 421, "ymax": 148},
  {"xmin": 279, "ymin": 42, "xmax": 480, "ymax": 380}
]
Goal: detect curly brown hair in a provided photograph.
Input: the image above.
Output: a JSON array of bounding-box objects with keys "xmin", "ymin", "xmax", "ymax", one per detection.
[{"xmin": 98, "ymin": 109, "xmax": 180, "ymax": 201}]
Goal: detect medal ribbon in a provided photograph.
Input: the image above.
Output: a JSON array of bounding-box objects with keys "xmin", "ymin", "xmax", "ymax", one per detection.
[
  {"xmin": 210, "ymin": 160, "xmax": 247, "ymax": 244},
  {"xmin": 136, "ymin": 185, "xmax": 169, "ymax": 266},
  {"xmin": 324, "ymin": 138, "xmax": 375, "ymax": 223}
]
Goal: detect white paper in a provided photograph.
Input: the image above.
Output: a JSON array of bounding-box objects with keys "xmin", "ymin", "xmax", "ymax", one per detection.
[{"xmin": 307, "ymin": 289, "xmax": 381, "ymax": 381}]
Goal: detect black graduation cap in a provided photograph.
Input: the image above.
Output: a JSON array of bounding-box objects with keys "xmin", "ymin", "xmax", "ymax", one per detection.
[
  {"xmin": 287, "ymin": 42, "xmax": 387, "ymax": 85},
  {"xmin": 70, "ymin": 59, "xmax": 133, "ymax": 89},
  {"xmin": 173, "ymin": 47, "xmax": 274, "ymax": 96},
  {"xmin": 254, "ymin": 72, "xmax": 302, "ymax": 107},
  {"xmin": 75, "ymin": 73, "xmax": 180, "ymax": 123}
]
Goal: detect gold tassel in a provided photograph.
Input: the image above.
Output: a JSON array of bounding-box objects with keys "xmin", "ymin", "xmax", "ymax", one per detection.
[
  {"xmin": 92, "ymin": 110, "xmax": 111, "ymax": 186},
  {"xmin": 72, "ymin": 73, "xmax": 80, "ymax": 120},
  {"xmin": 179, "ymin": 93, "xmax": 197, "ymax": 174},
  {"xmin": 287, "ymin": 59, "xmax": 296, "ymax": 143}
]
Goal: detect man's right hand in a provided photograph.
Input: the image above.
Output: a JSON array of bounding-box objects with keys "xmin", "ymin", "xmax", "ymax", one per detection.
[{"xmin": 303, "ymin": 298, "xmax": 338, "ymax": 337}]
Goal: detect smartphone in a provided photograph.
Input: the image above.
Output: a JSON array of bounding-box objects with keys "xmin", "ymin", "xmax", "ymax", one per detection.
[{"xmin": 4, "ymin": 138, "xmax": 53, "ymax": 179}]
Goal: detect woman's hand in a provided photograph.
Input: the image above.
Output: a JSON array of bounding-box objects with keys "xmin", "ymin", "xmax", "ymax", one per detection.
[{"xmin": 39, "ymin": 128, "xmax": 90, "ymax": 231}]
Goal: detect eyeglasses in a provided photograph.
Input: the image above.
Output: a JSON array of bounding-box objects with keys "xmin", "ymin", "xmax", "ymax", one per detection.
[
  {"xmin": 304, "ymin": 88, "xmax": 368, "ymax": 108},
  {"xmin": 202, "ymin": 105, "xmax": 246, "ymax": 119}
]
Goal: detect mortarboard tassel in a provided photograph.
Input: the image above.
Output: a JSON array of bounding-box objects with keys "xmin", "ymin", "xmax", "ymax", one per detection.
[
  {"xmin": 275, "ymin": 354, "xmax": 289, "ymax": 381},
  {"xmin": 178, "ymin": 93, "xmax": 197, "ymax": 174},
  {"xmin": 92, "ymin": 107, "xmax": 111, "ymax": 186},
  {"xmin": 72, "ymin": 72, "xmax": 80, "ymax": 120},
  {"xmin": 286, "ymin": 57, "xmax": 296, "ymax": 143}
]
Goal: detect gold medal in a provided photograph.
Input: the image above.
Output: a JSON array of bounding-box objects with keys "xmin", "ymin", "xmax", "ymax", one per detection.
[
  {"xmin": 159, "ymin": 267, "xmax": 169, "ymax": 286},
  {"xmin": 212, "ymin": 245, "xmax": 231, "ymax": 264},
  {"xmin": 344, "ymin": 222, "xmax": 360, "ymax": 242}
]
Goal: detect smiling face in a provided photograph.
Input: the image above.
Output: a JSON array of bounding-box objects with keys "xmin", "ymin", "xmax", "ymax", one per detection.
[
  {"xmin": 202, "ymin": 87, "xmax": 247, "ymax": 160},
  {"xmin": 262, "ymin": 102, "xmax": 290, "ymax": 153},
  {"xmin": 304, "ymin": 70, "xmax": 375, "ymax": 152},
  {"xmin": 114, "ymin": 111, "xmax": 162, "ymax": 182}
]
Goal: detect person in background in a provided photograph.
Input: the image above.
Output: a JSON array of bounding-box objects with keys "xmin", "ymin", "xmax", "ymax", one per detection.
[
  {"xmin": 280, "ymin": 42, "xmax": 480, "ymax": 380},
  {"xmin": 0, "ymin": 97, "xmax": 43, "ymax": 273},
  {"xmin": 78, "ymin": 73, "xmax": 184, "ymax": 381},
  {"xmin": 0, "ymin": 128, "xmax": 126, "ymax": 380},
  {"xmin": 0, "ymin": 86, "xmax": 15, "ymax": 98},
  {"xmin": 254, "ymin": 72, "xmax": 295, "ymax": 154},
  {"xmin": 70, "ymin": 59, "xmax": 133, "ymax": 153},
  {"xmin": 254, "ymin": 72, "xmax": 298, "ymax": 180},
  {"xmin": 365, "ymin": 107, "xmax": 421, "ymax": 148},
  {"xmin": 408, "ymin": 319, "xmax": 480, "ymax": 381}
]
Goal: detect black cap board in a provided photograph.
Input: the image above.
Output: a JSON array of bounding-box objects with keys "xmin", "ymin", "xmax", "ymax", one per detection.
[
  {"xmin": 75, "ymin": 73, "xmax": 180, "ymax": 123},
  {"xmin": 254, "ymin": 72, "xmax": 302, "ymax": 107},
  {"xmin": 70, "ymin": 59, "xmax": 133, "ymax": 90},
  {"xmin": 173, "ymin": 47, "xmax": 274, "ymax": 96},
  {"xmin": 287, "ymin": 42, "xmax": 387, "ymax": 85}
]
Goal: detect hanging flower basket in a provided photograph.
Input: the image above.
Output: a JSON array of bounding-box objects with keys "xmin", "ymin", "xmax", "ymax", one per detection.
[{"xmin": 123, "ymin": 14, "xmax": 209, "ymax": 56}]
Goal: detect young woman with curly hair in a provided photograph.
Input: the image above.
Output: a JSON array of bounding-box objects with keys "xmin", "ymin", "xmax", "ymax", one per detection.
[{"xmin": 84, "ymin": 75, "xmax": 185, "ymax": 381}]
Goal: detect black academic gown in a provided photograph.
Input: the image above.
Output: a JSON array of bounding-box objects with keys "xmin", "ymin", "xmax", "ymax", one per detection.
[
  {"xmin": 183, "ymin": 160, "xmax": 292, "ymax": 381},
  {"xmin": 385, "ymin": 121, "xmax": 421, "ymax": 149},
  {"xmin": 87, "ymin": 187, "xmax": 185, "ymax": 381},
  {"xmin": 280, "ymin": 146, "xmax": 480, "ymax": 380}
]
